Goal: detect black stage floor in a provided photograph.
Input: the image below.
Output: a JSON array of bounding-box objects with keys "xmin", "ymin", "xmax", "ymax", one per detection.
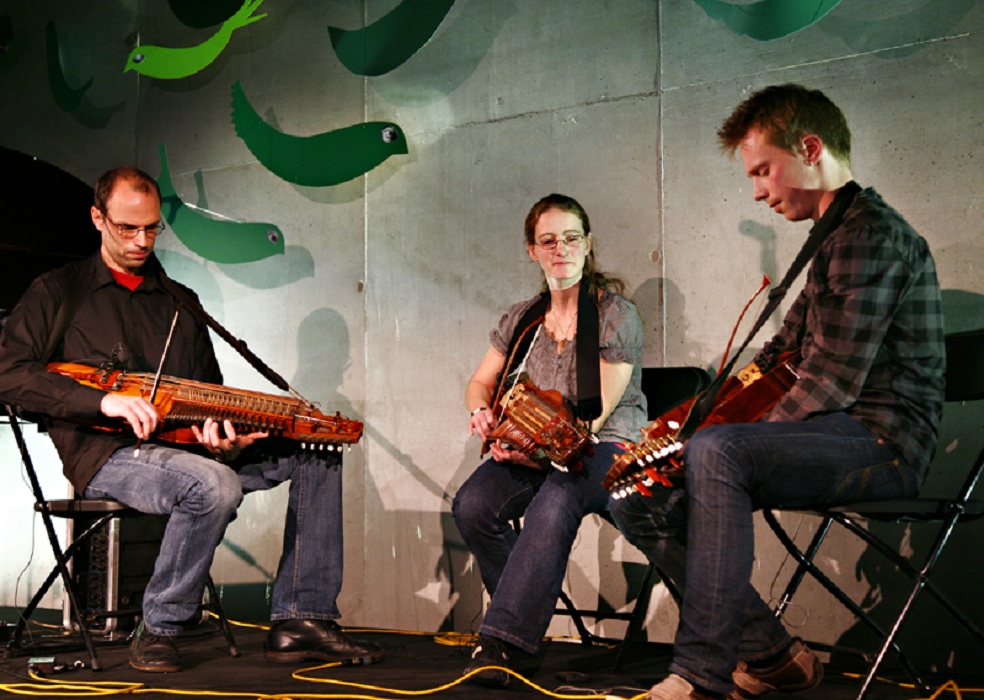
[{"xmin": 1, "ymin": 620, "xmax": 980, "ymax": 699}]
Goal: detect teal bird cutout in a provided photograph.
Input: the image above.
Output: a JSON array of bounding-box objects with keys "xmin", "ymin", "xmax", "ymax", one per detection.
[
  {"xmin": 45, "ymin": 21, "xmax": 94, "ymax": 112},
  {"xmin": 230, "ymin": 81, "xmax": 408, "ymax": 187},
  {"xmin": 693, "ymin": 0, "xmax": 842, "ymax": 41},
  {"xmin": 329, "ymin": 0, "xmax": 456, "ymax": 76},
  {"xmin": 157, "ymin": 143, "xmax": 285, "ymax": 264},
  {"xmin": 125, "ymin": 0, "xmax": 267, "ymax": 79}
]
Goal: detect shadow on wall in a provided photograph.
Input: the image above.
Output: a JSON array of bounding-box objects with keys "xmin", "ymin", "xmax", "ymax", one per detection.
[
  {"xmin": 214, "ymin": 306, "xmax": 360, "ymax": 620},
  {"xmin": 832, "ymin": 289, "xmax": 984, "ymax": 675},
  {"xmin": 633, "ymin": 276, "xmax": 709, "ymax": 369},
  {"xmin": 819, "ymin": 0, "xmax": 978, "ymax": 59},
  {"xmin": 370, "ymin": 1, "xmax": 519, "ymax": 108}
]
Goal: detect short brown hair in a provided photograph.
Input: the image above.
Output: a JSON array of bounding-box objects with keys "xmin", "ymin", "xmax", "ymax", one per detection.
[
  {"xmin": 93, "ymin": 166, "xmax": 161, "ymax": 213},
  {"xmin": 717, "ymin": 84, "xmax": 851, "ymax": 164}
]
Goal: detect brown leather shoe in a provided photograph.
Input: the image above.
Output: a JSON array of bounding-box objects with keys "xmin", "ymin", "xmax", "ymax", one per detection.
[
  {"xmin": 129, "ymin": 621, "xmax": 180, "ymax": 673},
  {"xmin": 730, "ymin": 638, "xmax": 823, "ymax": 698},
  {"xmin": 265, "ymin": 619, "xmax": 384, "ymax": 664}
]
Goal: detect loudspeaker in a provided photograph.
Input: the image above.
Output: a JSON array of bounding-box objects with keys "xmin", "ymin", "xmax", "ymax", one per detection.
[{"xmin": 62, "ymin": 513, "xmax": 168, "ymax": 634}]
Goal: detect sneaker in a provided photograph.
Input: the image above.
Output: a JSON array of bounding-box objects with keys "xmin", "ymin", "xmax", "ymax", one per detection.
[
  {"xmin": 730, "ymin": 638, "xmax": 823, "ymax": 699},
  {"xmin": 129, "ymin": 620, "xmax": 180, "ymax": 673},
  {"xmin": 647, "ymin": 673, "xmax": 719, "ymax": 699},
  {"xmin": 463, "ymin": 635, "xmax": 512, "ymax": 687}
]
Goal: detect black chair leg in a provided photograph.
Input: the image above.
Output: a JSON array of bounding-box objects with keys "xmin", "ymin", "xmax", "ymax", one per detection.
[
  {"xmin": 773, "ymin": 515, "xmax": 833, "ymax": 616},
  {"xmin": 613, "ymin": 563, "xmax": 657, "ymax": 672},
  {"xmin": 834, "ymin": 513, "xmax": 984, "ymax": 648},
  {"xmin": 5, "ymin": 410, "xmax": 102, "ymax": 670},
  {"xmin": 855, "ymin": 506, "xmax": 966, "ymax": 700},
  {"xmin": 205, "ymin": 577, "xmax": 239, "ymax": 657},
  {"xmin": 761, "ymin": 510, "xmax": 927, "ymax": 693},
  {"xmin": 556, "ymin": 589, "xmax": 597, "ymax": 646}
]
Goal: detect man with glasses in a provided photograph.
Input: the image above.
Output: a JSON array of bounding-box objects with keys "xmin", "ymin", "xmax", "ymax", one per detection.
[{"xmin": 0, "ymin": 167, "xmax": 382, "ymax": 673}]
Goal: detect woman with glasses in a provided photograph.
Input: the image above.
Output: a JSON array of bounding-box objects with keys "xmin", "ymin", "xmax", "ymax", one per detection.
[{"xmin": 453, "ymin": 193, "xmax": 647, "ymax": 686}]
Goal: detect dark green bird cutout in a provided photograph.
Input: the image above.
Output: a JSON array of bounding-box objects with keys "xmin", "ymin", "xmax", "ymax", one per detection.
[
  {"xmin": 125, "ymin": 0, "xmax": 266, "ymax": 79},
  {"xmin": 230, "ymin": 81, "xmax": 409, "ymax": 187},
  {"xmin": 158, "ymin": 143, "xmax": 285, "ymax": 264},
  {"xmin": 693, "ymin": 0, "xmax": 842, "ymax": 41},
  {"xmin": 329, "ymin": 0, "xmax": 456, "ymax": 76},
  {"xmin": 45, "ymin": 21, "xmax": 94, "ymax": 112},
  {"xmin": 166, "ymin": 0, "xmax": 245, "ymax": 29}
]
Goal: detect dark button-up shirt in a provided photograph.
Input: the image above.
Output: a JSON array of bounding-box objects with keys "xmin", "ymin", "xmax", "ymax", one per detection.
[
  {"xmin": 0, "ymin": 253, "xmax": 221, "ymax": 492},
  {"xmin": 755, "ymin": 187, "xmax": 945, "ymax": 479}
]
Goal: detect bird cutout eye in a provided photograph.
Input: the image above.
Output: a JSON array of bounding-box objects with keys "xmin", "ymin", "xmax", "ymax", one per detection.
[
  {"xmin": 267, "ymin": 229, "xmax": 279, "ymax": 244},
  {"xmin": 133, "ymin": 53, "xmax": 145, "ymax": 64},
  {"xmin": 380, "ymin": 126, "xmax": 398, "ymax": 143}
]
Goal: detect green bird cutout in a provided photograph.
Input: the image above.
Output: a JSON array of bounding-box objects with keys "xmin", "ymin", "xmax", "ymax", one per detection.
[
  {"xmin": 693, "ymin": 0, "xmax": 842, "ymax": 41},
  {"xmin": 125, "ymin": 0, "xmax": 266, "ymax": 79},
  {"xmin": 158, "ymin": 143, "xmax": 285, "ymax": 264},
  {"xmin": 45, "ymin": 21, "xmax": 94, "ymax": 112},
  {"xmin": 329, "ymin": 0, "xmax": 456, "ymax": 76},
  {"xmin": 230, "ymin": 81, "xmax": 408, "ymax": 187}
]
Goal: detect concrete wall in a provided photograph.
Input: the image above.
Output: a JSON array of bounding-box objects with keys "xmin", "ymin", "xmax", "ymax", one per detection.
[{"xmin": 1, "ymin": 0, "xmax": 982, "ymax": 674}]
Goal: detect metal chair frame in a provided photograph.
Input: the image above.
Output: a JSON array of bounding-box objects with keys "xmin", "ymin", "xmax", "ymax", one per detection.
[
  {"xmin": 2, "ymin": 405, "xmax": 239, "ymax": 669},
  {"xmin": 763, "ymin": 328, "xmax": 984, "ymax": 699},
  {"xmin": 550, "ymin": 365, "xmax": 710, "ymax": 670}
]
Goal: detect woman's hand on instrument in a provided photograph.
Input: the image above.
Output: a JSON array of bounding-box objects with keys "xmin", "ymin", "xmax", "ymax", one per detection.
[
  {"xmin": 192, "ymin": 418, "xmax": 268, "ymax": 461},
  {"xmin": 489, "ymin": 440, "xmax": 538, "ymax": 468},
  {"xmin": 467, "ymin": 406, "xmax": 495, "ymax": 440},
  {"xmin": 100, "ymin": 393, "xmax": 159, "ymax": 440}
]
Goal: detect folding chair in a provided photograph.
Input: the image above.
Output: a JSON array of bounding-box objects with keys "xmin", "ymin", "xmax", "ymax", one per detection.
[
  {"xmin": 550, "ymin": 364, "xmax": 711, "ymax": 669},
  {"xmin": 762, "ymin": 327, "xmax": 984, "ymax": 699},
  {"xmin": 1, "ymin": 405, "xmax": 240, "ymax": 669}
]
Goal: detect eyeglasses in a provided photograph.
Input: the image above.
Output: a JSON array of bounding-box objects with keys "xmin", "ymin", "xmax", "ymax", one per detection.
[
  {"xmin": 103, "ymin": 212, "xmax": 166, "ymax": 239},
  {"xmin": 535, "ymin": 233, "xmax": 586, "ymax": 251}
]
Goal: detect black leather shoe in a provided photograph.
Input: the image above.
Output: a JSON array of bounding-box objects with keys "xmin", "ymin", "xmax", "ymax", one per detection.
[
  {"xmin": 129, "ymin": 621, "xmax": 180, "ymax": 673},
  {"xmin": 265, "ymin": 619, "xmax": 384, "ymax": 664}
]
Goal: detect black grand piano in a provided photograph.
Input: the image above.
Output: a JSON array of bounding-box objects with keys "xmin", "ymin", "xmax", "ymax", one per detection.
[{"xmin": 1, "ymin": 146, "xmax": 100, "ymax": 310}]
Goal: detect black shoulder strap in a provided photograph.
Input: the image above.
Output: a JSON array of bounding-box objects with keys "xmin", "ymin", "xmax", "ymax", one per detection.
[
  {"xmin": 680, "ymin": 181, "xmax": 862, "ymax": 437},
  {"xmin": 498, "ymin": 284, "xmax": 602, "ymax": 422},
  {"xmin": 575, "ymin": 281, "xmax": 601, "ymax": 421},
  {"xmin": 155, "ymin": 267, "xmax": 291, "ymax": 392}
]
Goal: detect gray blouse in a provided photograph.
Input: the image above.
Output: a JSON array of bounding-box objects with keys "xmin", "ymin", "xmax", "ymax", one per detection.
[{"xmin": 490, "ymin": 289, "xmax": 647, "ymax": 443}]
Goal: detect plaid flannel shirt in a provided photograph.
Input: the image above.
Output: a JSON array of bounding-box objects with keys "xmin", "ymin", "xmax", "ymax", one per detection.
[{"xmin": 755, "ymin": 187, "xmax": 945, "ymax": 478}]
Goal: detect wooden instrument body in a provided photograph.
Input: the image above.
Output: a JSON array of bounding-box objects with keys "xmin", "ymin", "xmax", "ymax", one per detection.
[
  {"xmin": 47, "ymin": 362, "xmax": 363, "ymax": 449},
  {"xmin": 485, "ymin": 373, "xmax": 594, "ymax": 471},
  {"xmin": 604, "ymin": 351, "xmax": 800, "ymax": 497}
]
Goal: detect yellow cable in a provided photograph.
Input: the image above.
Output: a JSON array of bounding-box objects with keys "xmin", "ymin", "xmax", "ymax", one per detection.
[
  {"xmin": 432, "ymin": 631, "xmax": 476, "ymax": 647},
  {"xmin": 16, "ymin": 619, "xmax": 980, "ymax": 700},
  {"xmin": 0, "ymin": 671, "xmax": 143, "ymax": 696},
  {"xmin": 291, "ymin": 662, "xmax": 610, "ymax": 699},
  {"xmin": 840, "ymin": 673, "xmax": 984, "ymax": 700}
]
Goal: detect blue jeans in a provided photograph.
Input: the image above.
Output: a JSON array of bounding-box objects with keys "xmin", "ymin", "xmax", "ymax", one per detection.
[
  {"xmin": 608, "ymin": 413, "xmax": 919, "ymax": 695},
  {"xmin": 84, "ymin": 443, "xmax": 344, "ymax": 636},
  {"xmin": 452, "ymin": 441, "xmax": 621, "ymax": 654}
]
